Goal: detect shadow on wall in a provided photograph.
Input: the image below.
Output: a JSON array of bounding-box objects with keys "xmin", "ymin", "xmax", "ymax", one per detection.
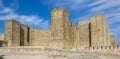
[{"xmin": 20, "ymin": 27, "xmax": 24, "ymax": 46}]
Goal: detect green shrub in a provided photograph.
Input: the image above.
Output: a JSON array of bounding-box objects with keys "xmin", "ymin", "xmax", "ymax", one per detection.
[{"xmin": 0, "ymin": 56, "xmax": 4, "ymax": 59}]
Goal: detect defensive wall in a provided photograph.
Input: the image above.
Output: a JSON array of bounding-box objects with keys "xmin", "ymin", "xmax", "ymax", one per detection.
[{"xmin": 0, "ymin": 46, "xmax": 120, "ymax": 54}]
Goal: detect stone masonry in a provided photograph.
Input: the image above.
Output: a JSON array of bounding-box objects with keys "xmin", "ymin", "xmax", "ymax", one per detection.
[
  {"xmin": 0, "ymin": 34, "xmax": 7, "ymax": 47},
  {"xmin": 0, "ymin": 8, "xmax": 116, "ymax": 49},
  {"xmin": 110, "ymin": 35, "xmax": 116, "ymax": 46},
  {"xmin": 90, "ymin": 15, "xmax": 110, "ymax": 47},
  {"xmin": 51, "ymin": 8, "xmax": 72, "ymax": 48},
  {"xmin": 74, "ymin": 20, "xmax": 91, "ymax": 48}
]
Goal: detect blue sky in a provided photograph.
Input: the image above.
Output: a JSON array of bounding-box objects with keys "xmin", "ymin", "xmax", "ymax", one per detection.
[{"xmin": 0, "ymin": 0, "xmax": 120, "ymax": 45}]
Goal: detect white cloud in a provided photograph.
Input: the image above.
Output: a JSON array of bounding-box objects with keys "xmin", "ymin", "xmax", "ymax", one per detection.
[
  {"xmin": 0, "ymin": 7, "xmax": 13, "ymax": 13},
  {"xmin": 110, "ymin": 26, "xmax": 120, "ymax": 35},
  {"xmin": 0, "ymin": 13, "xmax": 18, "ymax": 20},
  {"xmin": 41, "ymin": 0, "xmax": 91, "ymax": 10},
  {"xmin": 0, "ymin": 1, "xmax": 49, "ymax": 29},
  {"xmin": 73, "ymin": 15, "xmax": 89, "ymax": 24},
  {"xmin": 89, "ymin": 0, "xmax": 108, "ymax": 7},
  {"xmin": 104, "ymin": 7, "xmax": 120, "ymax": 25},
  {"xmin": 90, "ymin": 0, "xmax": 120, "ymax": 11},
  {"xmin": 18, "ymin": 15, "xmax": 44, "ymax": 26},
  {"xmin": 37, "ymin": 20, "xmax": 50, "ymax": 29},
  {"xmin": 17, "ymin": 15, "xmax": 50, "ymax": 29}
]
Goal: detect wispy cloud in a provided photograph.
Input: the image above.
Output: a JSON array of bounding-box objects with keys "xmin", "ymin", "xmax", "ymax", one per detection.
[
  {"xmin": 0, "ymin": 13, "xmax": 18, "ymax": 20},
  {"xmin": 18, "ymin": 15, "xmax": 43, "ymax": 25},
  {"xmin": 110, "ymin": 27, "xmax": 120, "ymax": 35},
  {"xmin": 41, "ymin": 0, "xmax": 91, "ymax": 10},
  {"xmin": 16, "ymin": 15, "xmax": 50, "ymax": 29},
  {"xmin": 89, "ymin": 0, "xmax": 108, "ymax": 7},
  {"xmin": 90, "ymin": 0, "xmax": 120, "ymax": 12},
  {"xmin": 0, "ymin": 1, "xmax": 50, "ymax": 29},
  {"xmin": 0, "ymin": 7, "xmax": 13, "ymax": 14}
]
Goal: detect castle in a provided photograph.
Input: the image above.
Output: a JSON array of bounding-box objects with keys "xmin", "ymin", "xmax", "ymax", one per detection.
[{"xmin": 0, "ymin": 8, "xmax": 116, "ymax": 49}]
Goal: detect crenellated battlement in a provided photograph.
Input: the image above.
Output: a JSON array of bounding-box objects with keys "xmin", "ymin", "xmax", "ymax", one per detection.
[
  {"xmin": 0, "ymin": 46, "xmax": 120, "ymax": 54},
  {"xmin": 81, "ymin": 45, "xmax": 120, "ymax": 52}
]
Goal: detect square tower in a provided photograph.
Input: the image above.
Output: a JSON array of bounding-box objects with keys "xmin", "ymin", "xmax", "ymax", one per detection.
[
  {"xmin": 5, "ymin": 20, "xmax": 21, "ymax": 46},
  {"xmin": 90, "ymin": 15, "xmax": 110, "ymax": 47},
  {"xmin": 51, "ymin": 8, "xmax": 72, "ymax": 48},
  {"xmin": 5, "ymin": 20, "xmax": 29, "ymax": 46}
]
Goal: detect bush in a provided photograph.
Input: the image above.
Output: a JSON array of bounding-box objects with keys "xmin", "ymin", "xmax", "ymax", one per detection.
[{"xmin": 0, "ymin": 56, "xmax": 4, "ymax": 59}]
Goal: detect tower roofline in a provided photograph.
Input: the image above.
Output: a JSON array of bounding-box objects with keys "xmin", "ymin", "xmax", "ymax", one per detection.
[
  {"xmin": 53, "ymin": 7, "xmax": 66, "ymax": 11},
  {"xmin": 52, "ymin": 7, "xmax": 68, "ymax": 13},
  {"xmin": 6, "ymin": 20, "xmax": 20, "ymax": 23},
  {"xmin": 79, "ymin": 20, "xmax": 90, "ymax": 25},
  {"xmin": 90, "ymin": 14, "xmax": 105, "ymax": 18}
]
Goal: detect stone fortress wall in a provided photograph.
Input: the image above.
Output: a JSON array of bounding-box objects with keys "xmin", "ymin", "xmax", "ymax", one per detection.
[
  {"xmin": 0, "ymin": 34, "xmax": 7, "ymax": 47},
  {"xmin": 0, "ymin": 8, "xmax": 117, "ymax": 50},
  {"xmin": 0, "ymin": 8, "xmax": 120, "ymax": 59},
  {"xmin": 0, "ymin": 34, "xmax": 4, "ymax": 40},
  {"xmin": 0, "ymin": 46, "xmax": 120, "ymax": 56},
  {"xmin": 30, "ymin": 29, "xmax": 51, "ymax": 46}
]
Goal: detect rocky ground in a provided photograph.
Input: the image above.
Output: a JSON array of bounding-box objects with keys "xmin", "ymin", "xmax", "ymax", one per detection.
[{"xmin": 0, "ymin": 52, "xmax": 50, "ymax": 59}]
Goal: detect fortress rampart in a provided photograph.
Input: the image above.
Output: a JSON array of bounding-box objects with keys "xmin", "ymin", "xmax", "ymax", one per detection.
[
  {"xmin": 0, "ymin": 8, "xmax": 117, "ymax": 50},
  {"xmin": 84, "ymin": 45, "xmax": 120, "ymax": 52},
  {"xmin": 0, "ymin": 46, "xmax": 120, "ymax": 55}
]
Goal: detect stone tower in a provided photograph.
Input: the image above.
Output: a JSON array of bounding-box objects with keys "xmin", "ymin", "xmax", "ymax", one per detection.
[
  {"xmin": 5, "ymin": 20, "xmax": 29, "ymax": 46},
  {"xmin": 90, "ymin": 15, "xmax": 110, "ymax": 47},
  {"xmin": 5, "ymin": 20, "xmax": 21, "ymax": 46},
  {"xmin": 51, "ymin": 8, "xmax": 72, "ymax": 48}
]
